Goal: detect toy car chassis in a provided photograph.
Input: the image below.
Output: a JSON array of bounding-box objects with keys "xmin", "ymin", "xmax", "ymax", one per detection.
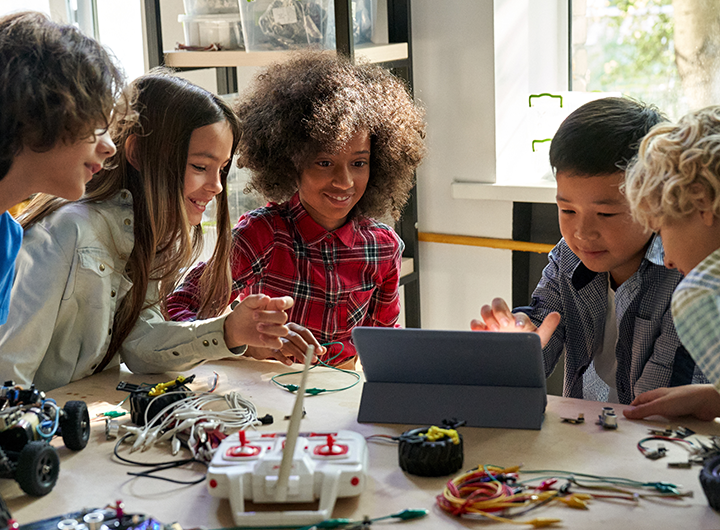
[{"xmin": 0, "ymin": 382, "xmax": 90, "ymax": 496}]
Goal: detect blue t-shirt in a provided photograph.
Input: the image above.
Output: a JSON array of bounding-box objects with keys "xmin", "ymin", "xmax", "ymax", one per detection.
[{"xmin": 0, "ymin": 211, "xmax": 23, "ymax": 325}]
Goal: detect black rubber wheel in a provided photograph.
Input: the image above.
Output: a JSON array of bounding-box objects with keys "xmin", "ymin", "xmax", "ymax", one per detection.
[
  {"xmin": 398, "ymin": 427, "xmax": 464, "ymax": 477},
  {"xmin": 15, "ymin": 441, "xmax": 59, "ymax": 496},
  {"xmin": 700, "ymin": 454, "xmax": 720, "ymax": 510},
  {"xmin": 60, "ymin": 401, "xmax": 90, "ymax": 451}
]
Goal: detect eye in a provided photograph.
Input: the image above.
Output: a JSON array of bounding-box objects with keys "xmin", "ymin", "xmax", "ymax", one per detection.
[
  {"xmin": 598, "ymin": 212, "xmax": 618, "ymax": 218},
  {"xmin": 353, "ymin": 160, "xmax": 368, "ymax": 167},
  {"xmin": 316, "ymin": 160, "xmax": 332, "ymax": 167},
  {"xmin": 559, "ymin": 209, "xmax": 575, "ymax": 215},
  {"xmin": 191, "ymin": 164, "xmax": 206, "ymax": 171}
]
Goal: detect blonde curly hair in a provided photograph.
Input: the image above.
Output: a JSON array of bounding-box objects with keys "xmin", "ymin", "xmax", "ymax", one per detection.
[{"xmin": 625, "ymin": 105, "xmax": 720, "ymax": 230}]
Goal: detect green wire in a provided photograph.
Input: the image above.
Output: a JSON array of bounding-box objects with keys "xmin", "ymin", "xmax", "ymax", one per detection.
[
  {"xmin": 211, "ymin": 509, "xmax": 428, "ymax": 530},
  {"xmin": 270, "ymin": 342, "xmax": 361, "ymax": 396},
  {"xmin": 515, "ymin": 469, "xmax": 680, "ymax": 492}
]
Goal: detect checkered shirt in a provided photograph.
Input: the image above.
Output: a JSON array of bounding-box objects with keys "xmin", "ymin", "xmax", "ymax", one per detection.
[
  {"xmin": 517, "ymin": 235, "xmax": 707, "ymax": 404},
  {"xmin": 672, "ymin": 247, "xmax": 720, "ymax": 390},
  {"xmin": 168, "ymin": 193, "xmax": 403, "ymax": 365}
]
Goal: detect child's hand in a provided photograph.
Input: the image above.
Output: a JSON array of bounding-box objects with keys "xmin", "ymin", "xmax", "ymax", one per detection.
[
  {"xmin": 470, "ymin": 297, "xmax": 560, "ymax": 348},
  {"xmin": 244, "ymin": 323, "xmax": 327, "ymax": 366},
  {"xmin": 223, "ymin": 294, "xmax": 293, "ymax": 351},
  {"xmin": 623, "ymin": 384, "xmax": 720, "ymax": 421}
]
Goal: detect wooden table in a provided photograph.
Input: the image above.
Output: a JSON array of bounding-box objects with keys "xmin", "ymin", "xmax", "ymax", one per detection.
[{"xmin": 3, "ymin": 358, "xmax": 720, "ymax": 529}]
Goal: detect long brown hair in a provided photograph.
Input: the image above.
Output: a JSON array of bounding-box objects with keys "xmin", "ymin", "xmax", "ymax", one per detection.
[{"xmin": 20, "ymin": 69, "xmax": 239, "ymax": 361}]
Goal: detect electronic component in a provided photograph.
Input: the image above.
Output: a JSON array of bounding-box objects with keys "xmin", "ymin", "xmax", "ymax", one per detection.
[
  {"xmin": 597, "ymin": 407, "xmax": 618, "ymax": 429},
  {"xmin": 11, "ymin": 501, "xmax": 181, "ymax": 530},
  {"xmin": 561, "ymin": 413, "xmax": 585, "ymax": 424},
  {"xmin": 116, "ymin": 375, "xmax": 195, "ymax": 426},
  {"xmin": 397, "ymin": 425, "xmax": 464, "ymax": 477}
]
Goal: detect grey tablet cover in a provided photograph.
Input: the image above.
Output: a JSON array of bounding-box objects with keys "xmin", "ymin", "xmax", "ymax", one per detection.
[{"xmin": 352, "ymin": 327, "xmax": 547, "ymax": 430}]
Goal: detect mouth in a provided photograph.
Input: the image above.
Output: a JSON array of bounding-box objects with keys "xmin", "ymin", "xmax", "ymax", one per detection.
[
  {"xmin": 578, "ymin": 248, "xmax": 607, "ymax": 259},
  {"xmin": 188, "ymin": 198, "xmax": 210, "ymax": 210},
  {"xmin": 324, "ymin": 192, "xmax": 353, "ymax": 205},
  {"xmin": 85, "ymin": 163, "xmax": 102, "ymax": 175}
]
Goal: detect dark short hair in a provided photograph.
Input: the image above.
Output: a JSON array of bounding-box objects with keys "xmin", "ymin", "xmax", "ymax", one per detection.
[
  {"xmin": 0, "ymin": 11, "xmax": 125, "ymax": 180},
  {"xmin": 234, "ymin": 50, "xmax": 426, "ymax": 221},
  {"xmin": 549, "ymin": 97, "xmax": 665, "ymax": 176}
]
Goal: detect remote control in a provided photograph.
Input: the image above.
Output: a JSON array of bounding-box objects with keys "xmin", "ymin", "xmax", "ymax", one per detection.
[{"xmin": 207, "ymin": 429, "xmax": 368, "ymax": 526}]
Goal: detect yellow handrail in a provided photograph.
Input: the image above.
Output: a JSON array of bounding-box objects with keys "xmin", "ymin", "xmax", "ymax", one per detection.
[{"xmin": 418, "ymin": 232, "xmax": 554, "ymax": 254}]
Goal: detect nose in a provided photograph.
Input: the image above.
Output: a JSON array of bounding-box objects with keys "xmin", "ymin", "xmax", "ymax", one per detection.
[
  {"xmin": 96, "ymin": 130, "xmax": 116, "ymax": 158},
  {"xmin": 331, "ymin": 165, "xmax": 353, "ymax": 190},
  {"xmin": 663, "ymin": 255, "xmax": 676, "ymax": 269},
  {"xmin": 205, "ymin": 167, "xmax": 224, "ymax": 196},
  {"xmin": 574, "ymin": 215, "xmax": 599, "ymax": 241}
]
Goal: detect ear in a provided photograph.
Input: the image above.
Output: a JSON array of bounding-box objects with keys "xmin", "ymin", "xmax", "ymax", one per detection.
[
  {"xmin": 124, "ymin": 135, "xmax": 140, "ymax": 170},
  {"xmin": 699, "ymin": 208, "xmax": 717, "ymax": 227}
]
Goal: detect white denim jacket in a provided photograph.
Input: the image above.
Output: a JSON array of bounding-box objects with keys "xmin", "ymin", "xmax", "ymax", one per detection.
[{"xmin": 0, "ymin": 190, "xmax": 241, "ymax": 391}]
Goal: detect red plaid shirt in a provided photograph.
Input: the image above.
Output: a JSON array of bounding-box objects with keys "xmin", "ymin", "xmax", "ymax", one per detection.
[{"xmin": 167, "ymin": 193, "xmax": 403, "ymax": 364}]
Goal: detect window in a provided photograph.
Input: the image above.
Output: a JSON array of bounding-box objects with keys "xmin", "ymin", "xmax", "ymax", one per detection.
[{"xmin": 572, "ymin": 0, "xmax": 720, "ymax": 120}]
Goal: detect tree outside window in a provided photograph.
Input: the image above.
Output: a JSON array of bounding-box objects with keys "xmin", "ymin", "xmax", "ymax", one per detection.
[{"xmin": 573, "ymin": 0, "xmax": 720, "ymax": 120}]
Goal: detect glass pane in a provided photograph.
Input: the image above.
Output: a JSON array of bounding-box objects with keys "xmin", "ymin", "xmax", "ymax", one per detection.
[
  {"xmin": 572, "ymin": 0, "xmax": 720, "ymax": 120},
  {"xmin": 95, "ymin": 0, "xmax": 144, "ymax": 81}
]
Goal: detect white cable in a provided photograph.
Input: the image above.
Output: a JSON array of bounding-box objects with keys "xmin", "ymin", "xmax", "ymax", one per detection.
[{"xmin": 123, "ymin": 390, "xmax": 261, "ymax": 461}]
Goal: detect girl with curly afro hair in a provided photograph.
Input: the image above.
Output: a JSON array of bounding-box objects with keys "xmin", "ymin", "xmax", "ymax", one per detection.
[{"xmin": 168, "ymin": 50, "xmax": 426, "ymax": 368}]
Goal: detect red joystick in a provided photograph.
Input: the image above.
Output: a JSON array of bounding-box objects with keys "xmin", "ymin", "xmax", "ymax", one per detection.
[
  {"xmin": 226, "ymin": 431, "xmax": 261, "ymax": 458},
  {"xmin": 314, "ymin": 434, "xmax": 349, "ymax": 456}
]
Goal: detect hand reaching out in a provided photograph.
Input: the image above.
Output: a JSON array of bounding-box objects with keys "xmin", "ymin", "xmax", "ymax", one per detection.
[
  {"xmin": 223, "ymin": 294, "xmax": 294, "ymax": 351},
  {"xmin": 470, "ymin": 297, "xmax": 560, "ymax": 348},
  {"xmin": 244, "ymin": 323, "xmax": 327, "ymax": 366},
  {"xmin": 623, "ymin": 385, "xmax": 720, "ymax": 421}
]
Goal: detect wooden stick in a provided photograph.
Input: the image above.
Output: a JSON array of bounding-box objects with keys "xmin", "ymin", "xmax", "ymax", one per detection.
[{"xmin": 274, "ymin": 344, "xmax": 315, "ymax": 501}]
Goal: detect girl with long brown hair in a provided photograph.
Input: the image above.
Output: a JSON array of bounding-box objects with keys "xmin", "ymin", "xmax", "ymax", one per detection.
[{"xmin": 0, "ymin": 70, "xmax": 295, "ymax": 391}]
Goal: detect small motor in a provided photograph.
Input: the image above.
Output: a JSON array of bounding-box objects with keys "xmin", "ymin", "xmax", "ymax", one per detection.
[
  {"xmin": 116, "ymin": 375, "xmax": 195, "ymax": 426},
  {"xmin": 398, "ymin": 424, "xmax": 464, "ymax": 477}
]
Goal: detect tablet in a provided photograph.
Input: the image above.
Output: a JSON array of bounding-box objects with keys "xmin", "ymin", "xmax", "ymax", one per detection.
[{"xmin": 352, "ymin": 327, "xmax": 547, "ymax": 429}]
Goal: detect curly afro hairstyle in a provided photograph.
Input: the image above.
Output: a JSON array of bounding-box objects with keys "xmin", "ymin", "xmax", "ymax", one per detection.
[{"xmin": 234, "ymin": 50, "xmax": 426, "ymax": 221}]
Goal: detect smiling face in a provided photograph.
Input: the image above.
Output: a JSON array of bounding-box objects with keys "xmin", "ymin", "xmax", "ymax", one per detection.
[
  {"xmin": 12, "ymin": 129, "xmax": 116, "ymax": 201},
  {"xmin": 297, "ymin": 130, "xmax": 371, "ymax": 232},
  {"xmin": 556, "ymin": 170, "xmax": 653, "ymax": 286},
  {"xmin": 183, "ymin": 121, "xmax": 234, "ymax": 226}
]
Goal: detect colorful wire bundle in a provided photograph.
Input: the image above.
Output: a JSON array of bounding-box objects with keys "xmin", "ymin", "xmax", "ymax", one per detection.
[{"xmin": 437, "ymin": 465, "xmax": 690, "ymax": 528}]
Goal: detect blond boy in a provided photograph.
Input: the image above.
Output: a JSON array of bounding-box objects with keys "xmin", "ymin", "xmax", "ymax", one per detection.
[{"xmin": 624, "ymin": 105, "xmax": 720, "ymax": 420}]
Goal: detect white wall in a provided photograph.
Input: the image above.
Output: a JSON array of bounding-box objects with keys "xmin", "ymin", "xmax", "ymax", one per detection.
[{"xmin": 411, "ymin": 0, "xmax": 567, "ymax": 330}]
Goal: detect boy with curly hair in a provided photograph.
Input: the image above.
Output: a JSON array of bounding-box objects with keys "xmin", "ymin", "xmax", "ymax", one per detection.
[
  {"xmin": 0, "ymin": 11, "xmax": 124, "ymax": 325},
  {"xmin": 472, "ymin": 97, "xmax": 707, "ymax": 405},
  {"xmin": 623, "ymin": 106, "xmax": 720, "ymax": 420},
  {"xmin": 168, "ymin": 51, "xmax": 426, "ymax": 367}
]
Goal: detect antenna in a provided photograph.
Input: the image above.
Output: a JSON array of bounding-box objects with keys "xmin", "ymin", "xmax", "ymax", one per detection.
[{"xmin": 274, "ymin": 344, "xmax": 315, "ymax": 501}]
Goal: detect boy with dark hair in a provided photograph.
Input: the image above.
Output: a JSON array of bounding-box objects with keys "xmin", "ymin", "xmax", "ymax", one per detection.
[
  {"xmin": 623, "ymin": 105, "xmax": 720, "ymax": 420},
  {"xmin": 0, "ymin": 11, "xmax": 124, "ymax": 325},
  {"xmin": 472, "ymin": 97, "xmax": 707, "ymax": 405}
]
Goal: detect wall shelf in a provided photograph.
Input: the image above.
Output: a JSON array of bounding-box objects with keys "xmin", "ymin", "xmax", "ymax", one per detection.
[
  {"xmin": 451, "ymin": 181, "xmax": 557, "ymax": 204},
  {"xmin": 164, "ymin": 43, "xmax": 408, "ymax": 68}
]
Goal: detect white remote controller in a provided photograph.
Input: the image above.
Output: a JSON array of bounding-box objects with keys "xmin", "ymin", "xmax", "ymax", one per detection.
[{"xmin": 207, "ymin": 429, "xmax": 368, "ymax": 526}]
